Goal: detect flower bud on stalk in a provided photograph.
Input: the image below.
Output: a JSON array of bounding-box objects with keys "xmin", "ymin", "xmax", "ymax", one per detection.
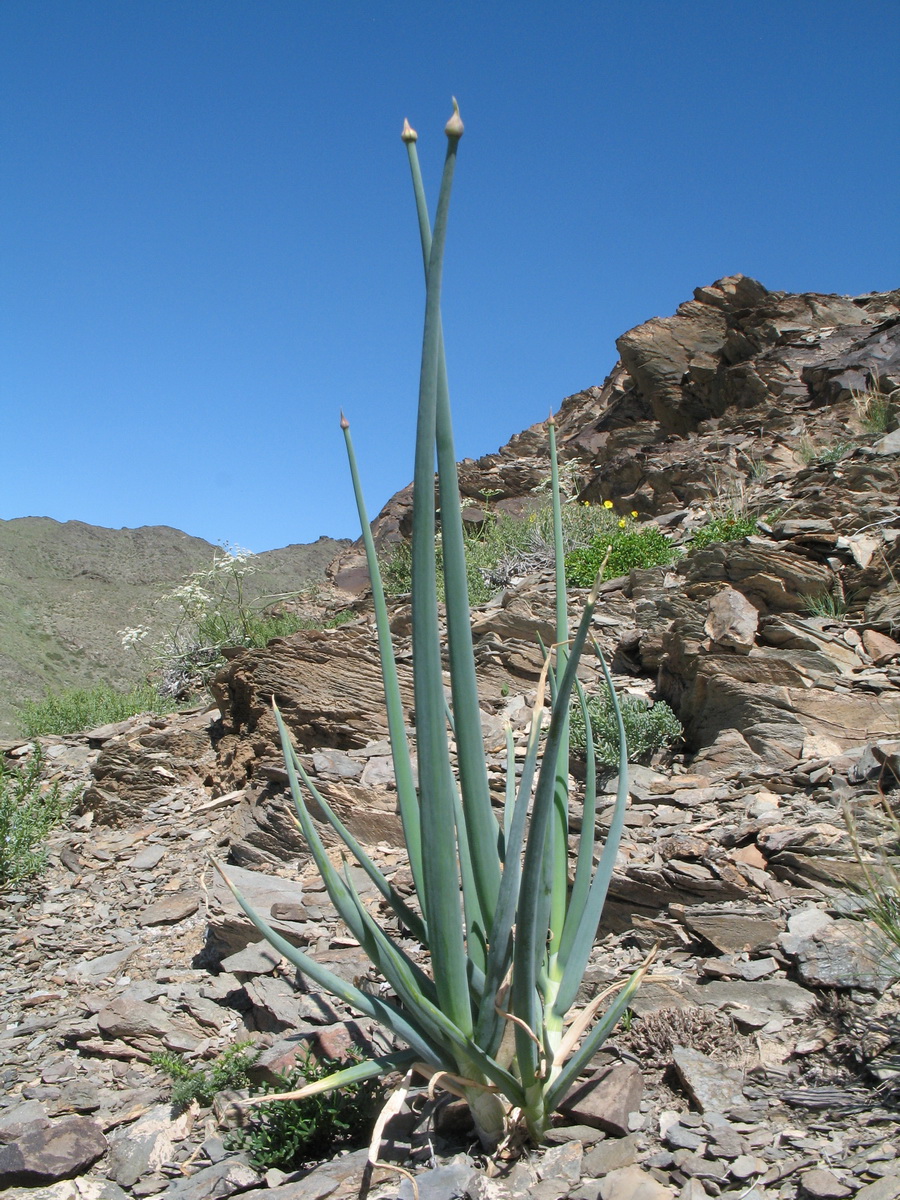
[{"xmin": 444, "ymin": 97, "xmax": 464, "ymax": 139}]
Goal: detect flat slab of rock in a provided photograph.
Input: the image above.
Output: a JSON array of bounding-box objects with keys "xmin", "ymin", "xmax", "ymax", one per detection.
[
  {"xmin": 5, "ymin": 1182, "xmax": 129, "ymax": 1200},
  {"xmin": 96, "ymin": 996, "xmax": 200, "ymax": 1052},
  {"xmin": 0, "ymin": 1116, "xmax": 107, "ymax": 1188},
  {"xmin": 704, "ymin": 587, "xmax": 758, "ymax": 653},
  {"xmin": 783, "ymin": 916, "xmax": 895, "ymax": 993},
  {"xmin": 220, "ymin": 941, "xmax": 282, "ymax": 976},
  {"xmin": 673, "ymin": 1045, "xmax": 745, "ymax": 1113},
  {"xmin": 599, "ymin": 1165, "xmax": 675, "ymax": 1199},
  {"xmin": 235, "ymin": 1148, "xmax": 389, "ymax": 1200},
  {"xmin": 137, "ymin": 892, "xmax": 201, "ymax": 926},
  {"xmin": 69, "ymin": 947, "xmax": 134, "ymax": 982},
  {"xmin": 682, "ymin": 911, "xmax": 783, "ymax": 954},
  {"xmin": 697, "ymin": 978, "xmax": 816, "ymax": 1020},
  {"xmin": 800, "ymin": 1168, "xmax": 853, "ymax": 1198}
]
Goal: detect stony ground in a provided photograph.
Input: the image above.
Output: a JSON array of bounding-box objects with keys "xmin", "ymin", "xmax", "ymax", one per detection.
[{"xmin": 2, "ymin": 675, "xmax": 899, "ymax": 1200}]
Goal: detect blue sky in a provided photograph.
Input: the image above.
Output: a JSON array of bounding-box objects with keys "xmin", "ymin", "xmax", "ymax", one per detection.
[{"xmin": 2, "ymin": 1, "xmax": 898, "ymax": 552}]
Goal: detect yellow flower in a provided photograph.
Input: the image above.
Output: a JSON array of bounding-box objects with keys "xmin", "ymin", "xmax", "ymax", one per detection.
[
  {"xmin": 631, "ymin": 510, "xmax": 638, "ymax": 518},
  {"xmin": 603, "ymin": 500, "xmax": 613, "ymax": 510},
  {"xmin": 618, "ymin": 519, "xmax": 626, "ymax": 528}
]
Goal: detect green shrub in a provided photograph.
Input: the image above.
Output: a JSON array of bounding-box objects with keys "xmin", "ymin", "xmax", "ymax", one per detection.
[
  {"xmin": 689, "ymin": 512, "xmax": 758, "ymax": 551},
  {"xmin": 19, "ymin": 682, "xmax": 174, "ymax": 737},
  {"xmin": 382, "ymin": 508, "xmax": 541, "ymax": 602},
  {"xmin": 0, "ymin": 746, "xmax": 75, "ymax": 887},
  {"xmin": 565, "ymin": 523, "xmax": 679, "ymax": 588},
  {"xmin": 152, "ymin": 1041, "xmax": 261, "ymax": 1110},
  {"xmin": 227, "ymin": 1048, "xmax": 384, "ymax": 1171},
  {"xmin": 382, "ymin": 502, "xmax": 655, "ymax": 601},
  {"xmin": 570, "ymin": 687, "xmax": 682, "ymax": 767}
]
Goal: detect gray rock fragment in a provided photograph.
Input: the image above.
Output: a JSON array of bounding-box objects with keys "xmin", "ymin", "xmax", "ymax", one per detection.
[
  {"xmin": 0, "ymin": 1116, "xmax": 107, "ymax": 1187},
  {"xmin": 160, "ymin": 1159, "xmax": 261, "ymax": 1200}
]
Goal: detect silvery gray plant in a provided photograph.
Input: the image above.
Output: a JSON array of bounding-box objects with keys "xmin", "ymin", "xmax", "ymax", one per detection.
[{"xmin": 216, "ymin": 100, "xmax": 648, "ymax": 1148}]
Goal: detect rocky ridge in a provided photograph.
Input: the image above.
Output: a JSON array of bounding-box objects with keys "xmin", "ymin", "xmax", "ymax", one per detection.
[{"xmin": 2, "ymin": 277, "xmax": 900, "ymax": 1200}]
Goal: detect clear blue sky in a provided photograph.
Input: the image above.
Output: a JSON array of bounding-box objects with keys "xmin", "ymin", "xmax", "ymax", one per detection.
[{"xmin": 2, "ymin": 1, "xmax": 898, "ymax": 552}]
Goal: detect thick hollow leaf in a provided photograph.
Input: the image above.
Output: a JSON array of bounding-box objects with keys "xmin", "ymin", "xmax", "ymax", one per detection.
[
  {"xmin": 341, "ymin": 422, "xmax": 423, "ymax": 900},
  {"xmin": 511, "ymin": 585, "xmax": 603, "ymax": 1084},
  {"xmin": 544, "ymin": 954, "xmax": 654, "ymax": 1111},
  {"xmin": 410, "ymin": 128, "xmax": 471, "ymax": 1037},
  {"xmin": 552, "ymin": 639, "xmax": 629, "ymax": 1018},
  {"xmin": 212, "ymin": 860, "xmax": 448, "ymax": 1069},
  {"xmin": 243, "ymin": 1051, "xmax": 419, "ymax": 1106},
  {"xmin": 275, "ymin": 707, "xmax": 427, "ymax": 945}
]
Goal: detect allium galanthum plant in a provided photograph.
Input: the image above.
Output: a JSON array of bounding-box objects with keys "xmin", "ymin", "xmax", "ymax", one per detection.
[{"xmin": 216, "ymin": 100, "xmax": 648, "ymax": 1149}]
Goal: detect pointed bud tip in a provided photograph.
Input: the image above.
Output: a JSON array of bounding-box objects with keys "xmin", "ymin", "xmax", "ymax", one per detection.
[
  {"xmin": 444, "ymin": 97, "xmax": 464, "ymax": 138},
  {"xmin": 401, "ymin": 118, "xmax": 418, "ymax": 143},
  {"xmin": 547, "ymin": 409, "xmax": 556, "ymax": 426},
  {"xmin": 340, "ymin": 411, "xmax": 350, "ymax": 430}
]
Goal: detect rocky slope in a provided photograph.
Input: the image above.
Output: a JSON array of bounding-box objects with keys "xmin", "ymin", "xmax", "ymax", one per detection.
[
  {"xmin": 2, "ymin": 277, "xmax": 900, "ymax": 1200},
  {"xmin": 0, "ymin": 519, "xmax": 349, "ymax": 737}
]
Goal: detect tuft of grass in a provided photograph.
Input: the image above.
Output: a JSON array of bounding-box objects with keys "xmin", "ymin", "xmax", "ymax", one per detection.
[
  {"xmin": 619, "ymin": 1007, "xmax": 741, "ymax": 1063},
  {"xmin": 845, "ymin": 796, "xmax": 900, "ymax": 982},
  {"xmin": 689, "ymin": 511, "xmax": 758, "ymax": 551},
  {"xmin": 804, "ymin": 591, "xmax": 848, "ymax": 619},
  {"xmin": 19, "ymin": 682, "xmax": 176, "ymax": 738},
  {"xmin": 0, "ymin": 746, "xmax": 75, "ymax": 888},
  {"xmin": 227, "ymin": 1047, "xmax": 384, "ymax": 1171},
  {"xmin": 152, "ymin": 1041, "xmax": 261, "ymax": 1110},
  {"xmin": 569, "ymin": 686, "xmax": 682, "ymax": 767},
  {"xmin": 853, "ymin": 385, "xmax": 899, "ymax": 434}
]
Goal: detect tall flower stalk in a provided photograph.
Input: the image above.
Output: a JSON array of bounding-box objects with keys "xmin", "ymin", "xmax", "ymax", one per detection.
[{"xmin": 215, "ymin": 101, "xmax": 646, "ymax": 1148}]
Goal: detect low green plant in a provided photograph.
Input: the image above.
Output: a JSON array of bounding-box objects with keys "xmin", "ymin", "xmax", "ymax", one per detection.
[
  {"xmin": 799, "ymin": 435, "xmax": 856, "ymax": 466},
  {"xmin": 0, "ymin": 746, "xmax": 74, "ymax": 887},
  {"xmin": 228, "ymin": 1048, "xmax": 384, "ymax": 1170},
  {"xmin": 215, "ymin": 102, "xmax": 649, "ymax": 1149},
  {"xmin": 151, "ymin": 1040, "xmax": 261, "ymax": 1109},
  {"xmin": 19, "ymin": 682, "xmax": 175, "ymax": 737},
  {"xmin": 382, "ymin": 496, "xmax": 649, "ymax": 602},
  {"xmin": 382, "ymin": 510, "xmax": 539, "ymax": 603},
  {"xmin": 569, "ymin": 686, "xmax": 682, "ymax": 767},
  {"xmin": 565, "ymin": 519, "xmax": 679, "ymax": 588},
  {"xmin": 689, "ymin": 511, "xmax": 758, "ymax": 551}
]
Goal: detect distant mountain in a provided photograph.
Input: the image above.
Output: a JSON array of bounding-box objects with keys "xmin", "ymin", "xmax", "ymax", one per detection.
[{"xmin": 0, "ymin": 518, "xmax": 349, "ymax": 737}]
